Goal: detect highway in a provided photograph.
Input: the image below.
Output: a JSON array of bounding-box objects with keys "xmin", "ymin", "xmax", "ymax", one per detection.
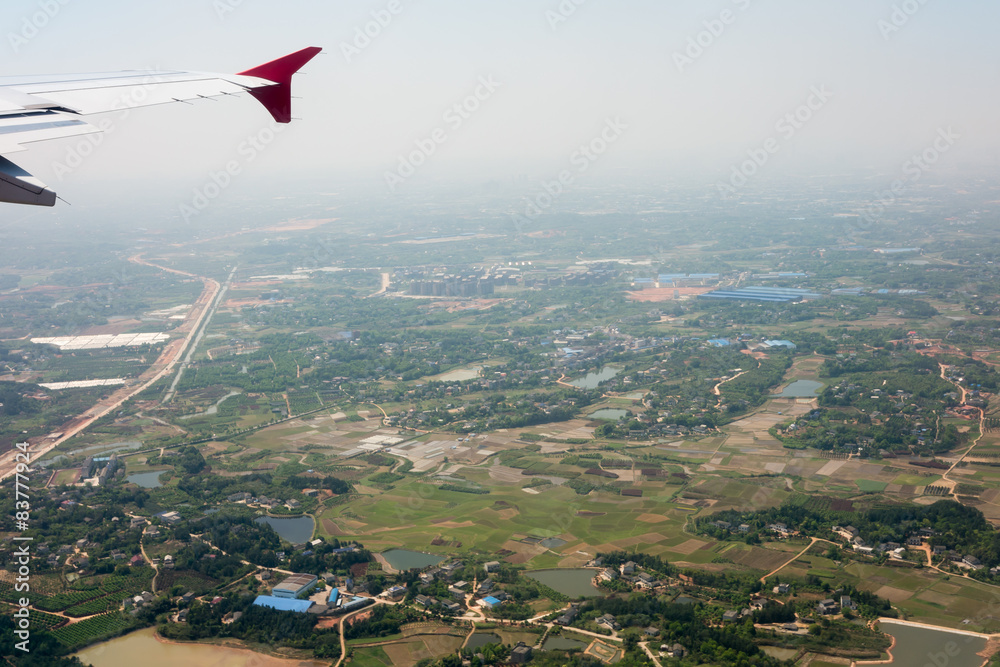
[{"xmin": 0, "ymin": 256, "xmax": 224, "ymax": 482}]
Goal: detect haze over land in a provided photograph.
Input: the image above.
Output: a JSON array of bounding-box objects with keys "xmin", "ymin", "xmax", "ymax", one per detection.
[{"xmin": 4, "ymin": 3, "xmax": 1000, "ymax": 667}]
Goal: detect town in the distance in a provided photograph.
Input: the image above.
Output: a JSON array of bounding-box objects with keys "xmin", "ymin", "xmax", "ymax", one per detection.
[{"xmin": 3, "ymin": 175, "xmax": 1000, "ymax": 667}]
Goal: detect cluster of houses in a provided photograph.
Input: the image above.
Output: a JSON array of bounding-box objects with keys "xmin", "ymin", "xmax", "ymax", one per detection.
[
  {"xmin": 719, "ymin": 589, "xmax": 855, "ymax": 630},
  {"xmin": 710, "ymin": 520, "xmax": 794, "ymax": 538},
  {"xmin": 816, "ymin": 595, "xmax": 855, "ymax": 616},
  {"xmin": 594, "ymin": 559, "xmax": 666, "ymax": 591},
  {"xmin": 722, "ymin": 595, "xmax": 777, "ymax": 626},
  {"xmin": 410, "ymin": 560, "xmax": 516, "ymax": 614},
  {"xmin": 830, "ymin": 525, "xmax": 987, "ymax": 570},
  {"xmin": 123, "ymin": 590, "xmax": 157, "ymax": 614},
  {"xmin": 226, "ymin": 491, "xmax": 301, "ymax": 511},
  {"xmin": 657, "ymin": 643, "xmax": 687, "ymax": 659},
  {"xmin": 79, "ymin": 455, "xmax": 121, "ymax": 487}
]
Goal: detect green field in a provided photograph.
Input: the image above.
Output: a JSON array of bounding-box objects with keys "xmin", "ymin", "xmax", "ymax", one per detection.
[{"xmin": 855, "ymin": 479, "xmax": 888, "ymax": 493}]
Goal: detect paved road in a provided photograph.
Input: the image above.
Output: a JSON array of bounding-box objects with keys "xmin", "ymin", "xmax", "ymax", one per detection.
[
  {"xmin": 0, "ymin": 257, "xmax": 222, "ymax": 482},
  {"xmin": 164, "ymin": 265, "xmax": 236, "ymax": 403}
]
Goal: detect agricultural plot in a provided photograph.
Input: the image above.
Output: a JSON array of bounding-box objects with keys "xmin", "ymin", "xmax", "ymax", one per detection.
[
  {"xmin": 855, "ymin": 479, "xmax": 888, "ymax": 493},
  {"xmin": 351, "ymin": 646, "xmax": 394, "ymax": 667},
  {"xmin": 31, "ymin": 568, "xmax": 155, "ymax": 616},
  {"xmin": 718, "ymin": 544, "xmax": 793, "ymax": 572},
  {"xmin": 51, "ymin": 612, "xmax": 137, "ymax": 650},
  {"xmin": 378, "ymin": 634, "xmax": 466, "ymax": 666},
  {"xmin": 321, "ymin": 474, "xmax": 689, "ymax": 561}
]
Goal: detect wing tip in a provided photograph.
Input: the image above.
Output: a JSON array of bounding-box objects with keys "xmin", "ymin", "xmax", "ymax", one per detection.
[
  {"xmin": 238, "ymin": 47, "xmax": 322, "ymax": 124},
  {"xmin": 237, "ymin": 47, "xmax": 322, "ymax": 85}
]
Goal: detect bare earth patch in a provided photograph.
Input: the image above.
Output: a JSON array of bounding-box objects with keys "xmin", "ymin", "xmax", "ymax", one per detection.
[
  {"xmin": 874, "ymin": 585, "xmax": 912, "ymax": 603},
  {"xmin": 671, "ymin": 539, "xmax": 710, "ymax": 555}
]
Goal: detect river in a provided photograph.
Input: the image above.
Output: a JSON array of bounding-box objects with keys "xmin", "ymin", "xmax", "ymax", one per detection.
[{"xmin": 74, "ymin": 627, "xmax": 326, "ymax": 667}]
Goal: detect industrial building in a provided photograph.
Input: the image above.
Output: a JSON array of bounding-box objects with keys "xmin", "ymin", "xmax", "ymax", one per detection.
[
  {"xmin": 340, "ymin": 595, "xmax": 371, "ymax": 612},
  {"xmin": 658, "ymin": 273, "xmax": 720, "ymax": 287},
  {"xmin": 252, "ymin": 595, "xmax": 314, "ymax": 613},
  {"xmin": 759, "ymin": 340, "xmax": 797, "ymax": 350},
  {"xmin": 698, "ymin": 286, "xmax": 821, "ymax": 303},
  {"xmin": 272, "ymin": 573, "xmax": 318, "ymax": 599}
]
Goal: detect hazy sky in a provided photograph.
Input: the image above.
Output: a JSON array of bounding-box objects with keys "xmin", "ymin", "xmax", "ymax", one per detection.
[{"xmin": 1, "ymin": 0, "xmax": 998, "ymax": 213}]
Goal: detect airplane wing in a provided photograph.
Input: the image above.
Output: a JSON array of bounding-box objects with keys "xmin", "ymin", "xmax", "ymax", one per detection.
[{"xmin": 0, "ymin": 46, "xmax": 321, "ymax": 207}]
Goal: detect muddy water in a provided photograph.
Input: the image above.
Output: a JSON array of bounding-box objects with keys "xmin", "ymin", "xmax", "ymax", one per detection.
[{"xmin": 74, "ymin": 627, "xmax": 326, "ymax": 667}]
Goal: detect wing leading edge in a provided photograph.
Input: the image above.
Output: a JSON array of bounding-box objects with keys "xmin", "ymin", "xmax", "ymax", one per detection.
[{"xmin": 0, "ymin": 47, "xmax": 321, "ymax": 207}]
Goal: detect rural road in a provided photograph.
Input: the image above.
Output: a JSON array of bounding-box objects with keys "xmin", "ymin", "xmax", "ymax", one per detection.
[{"xmin": 760, "ymin": 537, "xmax": 835, "ymax": 583}]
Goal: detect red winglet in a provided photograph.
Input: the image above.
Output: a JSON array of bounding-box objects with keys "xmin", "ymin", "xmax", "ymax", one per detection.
[{"xmin": 238, "ymin": 46, "xmax": 321, "ymax": 123}]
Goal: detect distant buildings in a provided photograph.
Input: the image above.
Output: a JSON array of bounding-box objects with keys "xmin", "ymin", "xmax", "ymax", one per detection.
[{"xmin": 698, "ymin": 286, "xmax": 820, "ymax": 303}]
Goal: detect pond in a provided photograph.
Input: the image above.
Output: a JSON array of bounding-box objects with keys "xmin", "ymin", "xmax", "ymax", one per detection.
[
  {"xmin": 255, "ymin": 515, "xmax": 314, "ymax": 544},
  {"xmin": 777, "ymin": 380, "xmax": 824, "ymax": 398},
  {"xmin": 126, "ymin": 471, "xmax": 167, "ymax": 489},
  {"xmin": 760, "ymin": 647, "xmax": 798, "ymax": 660},
  {"xmin": 72, "ymin": 441, "xmax": 144, "ymax": 457},
  {"xmin": 542, "ymin": 636, "xmax": 588, "ymax": 651},
  {"xmin": 539, "ymin": 537, "xmax": 567, "ymax": 549},
  {"xmin": 465, "ymin": 633, "xmax": 502, "ymax": 650},
  {"xmin": 380, "ymin": 548, "xmax": 445, "ymax": 571},
  {"xmin": 180, "ymin": 390, "xmax": 242, "ymax": 420},
  {"xmin": 569, "ymin": 367, "xmax": 621, "ymax": 389},
  {"xmin": 878, "ymin": 620, "xmax": 987, "ymax": 667},
  {"xmin": 523, "ymin": 569, "xmax": 604, "ymax": 598},
  {"xmin": 75, "ymin": 627, "xmax": 327, "ymax": 667},
  {"xmin": 588, "ymin": 408, "xmax": 628, "ymax": 421}
]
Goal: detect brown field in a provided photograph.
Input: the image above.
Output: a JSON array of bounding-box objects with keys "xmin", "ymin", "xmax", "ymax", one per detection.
[
  {"xmin": 726, "ymin": 546, "xmax": 792, "ymax": 571},
  {"xmin": 636, "ymin": 513, "xmax": 670, "ymax": 524},
  {"xmin": 670, "ymin": 539, "xmax": 710, "ymax": 555},
  {"xmin": 626, "ymin": 287, "xmax": 714, "ymax": 302},
  {"xmin": 874, "ymin": 585, "xmax": 912, "ymax": 603}
]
